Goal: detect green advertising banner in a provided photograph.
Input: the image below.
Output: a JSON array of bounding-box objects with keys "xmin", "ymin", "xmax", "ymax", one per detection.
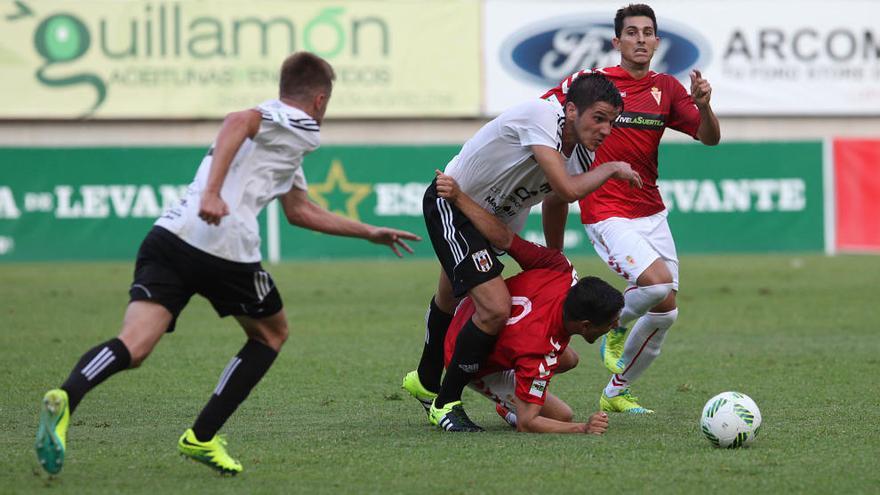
[
  {"xmin": 0, "ymin": 142, "xmax": 824, "ymax": 262},
  {"xmin": 291, "ymin": 142, "xmax": 825, "ymax": 258},
  {"xmin": 0, "ymin": 0, "xmax": 480, "ymax": 118},
  {"xmin": 279, "ymin": 146, "xmax": 447, "ymax": 259},
  {"xmin": 657, "ymin": 142, "xmax": 825, "ymax": 253},
  {"xmin": 0, "ymin": 147, "xmax": 234, "ymax": 261}
]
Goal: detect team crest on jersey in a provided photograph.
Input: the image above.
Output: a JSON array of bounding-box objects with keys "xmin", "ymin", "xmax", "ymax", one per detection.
[
  {"xmin": 472, "ymin": 249, "xmax": 493, "ymax": 272},
  {"xmin": 651, "ymin": 87, "xmax": 662, "ymax": 105}
]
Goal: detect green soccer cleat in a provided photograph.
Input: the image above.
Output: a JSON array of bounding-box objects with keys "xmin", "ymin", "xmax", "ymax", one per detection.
[
  {"xmin": 599, "ymin": 327, "xmax": 627, "ymax": 374},
  {"xmin": 429, "ymin": 400, "xmax": 484, "ymax": 432},
  {"xmin": 178, "ymin": 429, "xmax": 243, "ymax": 475},
  {"xmin": 35, "ymin": 389, "xmax": 70, "ymax": 475},
  {"xmin": 401, "ymin": 370, "xmax": 437, "ymax": 415},
  {"xmin": 600, "ymin": 389, "xmax": 655, "ymax": 415}
]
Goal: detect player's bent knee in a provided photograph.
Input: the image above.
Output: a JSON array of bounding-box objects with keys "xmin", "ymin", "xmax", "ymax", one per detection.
[
  {"xmin": 638, "ymin": 283, "xmax": 674, "ymax": 308},
  {"xmin": 647, "ymin": 308, "xmax": 678, "ymax": 328},
  {"xmin": 637, "ymin": 259, "xmax": 674, "ymax": 286},
  {"xmin": 651, "ymin": 290, "xmax": 677, "ymax": 313},
  {"xmin": 269, "ymin": 325, "xmax": 289, "ymax": 347},
  {"xmin": 239, "ymin": 312, "xmax": 289, "ymax": 351},
  {"xmin": 556, "ymin": 404, "xmax": 574, "ymax": 423},
  {"xmin": 561, "ymin": 410, "xmax": 573, "ymax": 423},
  {"xmin": 260, "ymin": 323, "xmax": 289, "ymax": 350},
  {"xmin": 541, "ymin": 402, "xmax": 573, "ymax": 423}
]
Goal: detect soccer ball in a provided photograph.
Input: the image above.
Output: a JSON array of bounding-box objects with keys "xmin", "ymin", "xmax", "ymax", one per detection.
[{"xmin": 700, "ymin": 391, "xmax": 762, "ymax": 448}]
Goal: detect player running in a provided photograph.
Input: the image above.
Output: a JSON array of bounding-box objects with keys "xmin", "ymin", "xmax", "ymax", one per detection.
[
  {"xmin": 541, "ymin": 4, "xmax": 721, "ymax": 414},
  {"xmin": 418, "ymin": 171, "xmax": 621, "ymax": 434},
  {"xmin": 404, "ymin": 72, "xmax": 642, "ymax": 432},
  {"xmin": 34, "ymin": 52, "xmax": 420, "ymax": 476}
]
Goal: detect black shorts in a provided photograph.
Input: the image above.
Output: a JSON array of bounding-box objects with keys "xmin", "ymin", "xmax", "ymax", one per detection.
[
  {"xmin": 129, "ymin": 227, "xmax": 283, "ymax": 332},
  {"xmin": 423, "ymin": 180, "xmax": 504, "ymax": 298}
]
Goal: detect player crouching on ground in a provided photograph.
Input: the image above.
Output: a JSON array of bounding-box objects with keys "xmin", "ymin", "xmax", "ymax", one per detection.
[
  {"xmin": 406, "ymin": 72, "xmax": 640, "ymax": 433},
  {"xmin": 414, "ymin": 171, "xmax": 622, "ymax": 433}
]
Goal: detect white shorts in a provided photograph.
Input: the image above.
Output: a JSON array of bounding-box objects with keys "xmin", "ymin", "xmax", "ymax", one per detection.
[
  {"xmin": 469, "ymin": 370, "xmax": 518, "ymax": 412},
  {"xmin": 585, "ymin": 209, "xmax": 679, "ymax": 290}
]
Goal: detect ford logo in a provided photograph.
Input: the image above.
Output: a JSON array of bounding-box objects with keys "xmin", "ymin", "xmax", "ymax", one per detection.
[{"xmin": 500, "ymin": 15, "xmax": 711, "ymax": 86}]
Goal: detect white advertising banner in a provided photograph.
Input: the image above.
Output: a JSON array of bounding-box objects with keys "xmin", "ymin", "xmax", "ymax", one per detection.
[{"xmin": 484, "ymin": 0, "xmax": 880, "ymax": 116}]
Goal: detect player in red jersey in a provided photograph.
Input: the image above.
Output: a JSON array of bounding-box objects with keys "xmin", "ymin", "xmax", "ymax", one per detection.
[
  {"xmin": 540, "ymin": 4, "xmax": 721, "ymax": 414},
  {"xmin": 425, "ymin": 171, "xmax": 622, "ymax": 433}
]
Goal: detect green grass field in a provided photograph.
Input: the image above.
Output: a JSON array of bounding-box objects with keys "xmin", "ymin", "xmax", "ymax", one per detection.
[{"xmin": 2, "ymin": 254, "xmax": 879, "ymax": 494}]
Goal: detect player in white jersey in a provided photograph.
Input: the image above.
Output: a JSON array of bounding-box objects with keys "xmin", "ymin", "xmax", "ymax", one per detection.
[
  {"xmin": 402, "ymin": 72, "xmax": 643, "ymax": 432},
  {"xmin": 34, "ymin": 52, "xmax": 420, "ymax": 476}
]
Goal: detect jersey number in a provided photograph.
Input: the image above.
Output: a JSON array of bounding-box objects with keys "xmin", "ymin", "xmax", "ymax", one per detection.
[{"xmin": 506, "ymin": 296, "xmax": 532, "ymax": 325}]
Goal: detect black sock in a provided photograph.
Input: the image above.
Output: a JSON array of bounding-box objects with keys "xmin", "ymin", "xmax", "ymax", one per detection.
[
  {"xmin": 192, "ymin": 339, "xmax": 278, "ymax": 442},
  {"xmin": 61, "ymin": 338, "xmax": 132, "ymax": 414},
  {"xmin": 416, "ymin": 297, "xmax": 453, "ymax": 393},
  {"xmin": 435, "ymin": 320, "xmax": 497, "ymax": 407}
]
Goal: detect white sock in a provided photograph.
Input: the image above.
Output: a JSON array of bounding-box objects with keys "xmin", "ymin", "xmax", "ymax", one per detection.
[
  {"xmin": 502, "ymin": 408, "xmax": 517, "ymax": 427},
  {"xmin": 619, "ymin": 283, "xmax": 674, "ymax": 327},
  {"xmin": 604, "ymin": 309, "xmax": 678, "ymax": 397}
]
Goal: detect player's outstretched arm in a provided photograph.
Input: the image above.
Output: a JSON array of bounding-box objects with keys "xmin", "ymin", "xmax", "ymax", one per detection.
[
  {"xmin": 512, "ymin": 397, "xmax": 609, "ymax": 434},
  {"xmin": 690, "ymin": 70, "xmax": 721, "ymax": 146},
  {"xmin": 280, "ymin": 188, "xmax": 420, "ymax": 257},
  {"xmin": 532, "ymin": 145, "xmax": 642, "ymax": 203},
  {"xmin": 199, "ymin": 109, "xmax": 262, "ymax": 225},
  {"xmin": 435, "ymin": 170, "xmax": 513, "ymax": 250}
]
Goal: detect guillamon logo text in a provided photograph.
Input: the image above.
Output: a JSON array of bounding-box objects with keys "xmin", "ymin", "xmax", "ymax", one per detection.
[{"xmin": 499, "ymin": 15, "xmax": 711, "ymax": 86}]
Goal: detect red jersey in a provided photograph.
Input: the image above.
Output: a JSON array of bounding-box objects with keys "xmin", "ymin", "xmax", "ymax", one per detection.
[
  {"xmin": 542, "ymin": 66, "xmax": 701, "ymax": 224},
  {"xmin": 444, "ymin": 235, "xmax": 577, "ymax": 406}
]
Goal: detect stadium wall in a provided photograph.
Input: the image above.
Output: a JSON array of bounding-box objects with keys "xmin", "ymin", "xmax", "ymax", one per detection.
[{"xmin": 2, "ymin": 0, "xmax": 878, "ymax": 261}]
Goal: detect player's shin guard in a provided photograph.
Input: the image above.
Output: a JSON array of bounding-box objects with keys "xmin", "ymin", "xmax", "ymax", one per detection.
[
  {"xmin": 61, "ymin": 338, "xmax": 132, "ymax": 413},
  {"xmin": 434, "ymin": 320, "xmax": 496, "ymax": 407},
  {"xmin": 416, "ymin": 297, "xmax": 453, "ymax": 393},
  {"xmin": 619, "ymin": 283, "xmax": 674, "ymax": 327},
  {"xmin": 192, "ymin": 339, "xmax": 277, "ymax": 442},
  {"xmin": 605, "ymin": 309, "xmax": 678, "ymax": 397}
]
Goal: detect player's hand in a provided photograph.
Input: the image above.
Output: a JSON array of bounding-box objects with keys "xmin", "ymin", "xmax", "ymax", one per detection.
[
  {"xmin": 435, "ymin": 169, "xmax": 462, "ymax": 203},
  {"xmin": 690, "ymin": 70, "xmax": 712, "ymax": 109},
  {"xmin": 584, "ymin": 412, "xmax": 609, "ymax": 435},
  {"xmin": 609, "ymin": 162, "xmax": 643, "ymax": 188},
  {"xmin": 198, "ymin": 192, "xmax": 229, "ymax": 226},
  {"xmin": 367, "ymin": 227, "xmax": 421, "ymax": 258}
]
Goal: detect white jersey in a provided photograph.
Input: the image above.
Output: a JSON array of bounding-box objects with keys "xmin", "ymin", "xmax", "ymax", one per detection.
[
  {"xmin": 155, "ymin": 99, "xmax": 320, "ymax": 262},
  {"xmin": 444, "ymin": 98, "xmax": 593, "ymax": 233}
]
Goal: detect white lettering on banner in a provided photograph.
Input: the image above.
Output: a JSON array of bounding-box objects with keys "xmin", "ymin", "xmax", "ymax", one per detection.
[
  {"xmin": 131, "ymin": 185, "xmax": 161, "ymax": 217},
  {"xmin": 658, "ymin": 179, "xmax": 806, "ymax": 213},
  {"xmin": 0, "ymin": 187, "xmax": 21, "ymax": 219},
  {"xmin": 374, "ymin": 182, "xmax": 430, "ymax": 216},
  {"xmin": 0, "ymin": 236, "xmax": 13, "ymax": 255},
  {"xmin": 24, "ymin": 193, "xmax": 54, "ymax": 212},
  {"xmin": 54, "ymin": 185, "xmax": 187, "ymax": 219},
  {"xmin": 724, "ymin": 28, "xmax": 880, "ymax": 64}
]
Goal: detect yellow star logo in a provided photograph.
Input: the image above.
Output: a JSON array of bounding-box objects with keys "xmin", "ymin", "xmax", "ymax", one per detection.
[{"xmin": 308, "ymin": 160, "xmax": 372, "ymax": 221}]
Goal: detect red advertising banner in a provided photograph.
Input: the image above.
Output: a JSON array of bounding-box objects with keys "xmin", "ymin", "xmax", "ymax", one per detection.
[{"xmin": 835, "ymin": 139, "xmax": 880, "ymax": 252}]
